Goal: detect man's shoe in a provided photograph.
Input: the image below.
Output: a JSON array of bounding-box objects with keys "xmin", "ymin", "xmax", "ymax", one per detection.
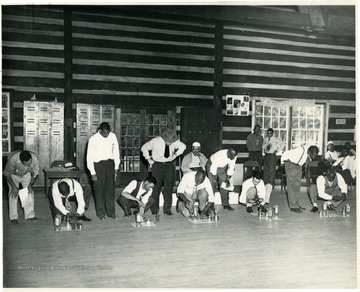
[
  {"xmin": 78, "ymin": 215, "xmax": 92, "ymax": 222},
  {"xmin": 164, "ymin": 211, "xmax": 173, "ymax": 216},
  {"xmin": 298, "ymin": 206, "xmax": 306, "ymax": 211},
  {"xmin": 223, "ymin": 205, "xmax": 234, "ymax": 211},
  {"xmin": 290, "ymin": 208, "xmax": 302, "ymax": 213},
  {"xmin": 310, "ymin": 206, "xmax": 319, "ymax": 213},
  {"xmin": 110, "ymin": 214, "xmax": 119, "ymax": 219},
  {"xmin": 27, "ymin": 217, "xmax": 40, "ymax": 222},
  {"xmin": 123, "ymin": 214, "xmax": 131, "ymax": 218},
  {"xmin": 258, "ymin": 205, "xmax": 267, "ymax": 213},
  {"xmin": 151, "ymin": 211, "xmax": 159, "ymax": 215},
  {"xmin": 99, "ymin": 215, "xmax": 106, "ymax": 220},
  {"xmin": 175, "ymin": 199, "xmax": 180, "ymax": 213},
  {"xmin": 246, "ymin": 206, "xmax": 253, "ymax": 213},
  {"xmin": 133, "ymin": 209, "xmax": 140, "ymax": 215},
  {"xmin": 10, "ymin": 219, "xmax": 19, "ymax": 225},
  {"xmin": 327, "ymin": 204, "xmax": 336, "ymax": 211}
]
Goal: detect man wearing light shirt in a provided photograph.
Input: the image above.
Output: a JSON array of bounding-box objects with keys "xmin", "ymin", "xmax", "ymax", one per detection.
[
  {"xmin": 205, "ymin": 148, "xmax": 238, "ymax": 211},
  {"xmin": 117, "ymin": 176, "xmax": 157, "ymax": 217},
  {"xmin": 262, "ymin": 128, "xmax": 285, "ymax": 186},
  {"xmin": 281, "ymin": 145, "xmax": 319, "ymax": 213},
  {"xmin": 177, "ymin": 170, "xmax": 215, "ymax": 218},
  {"xmin": 50, "ymin": 178, "xmax": 92, "ymax": 222},
  {"xmin": 141, "ymin": 129, "xmax": 186, "ymax": 216},
  {"xmin": 333, "ymin": 147, "xmax": 356, "ymax": 185},
  {"xmin": 309, "ymin": 167, "xmax": 347, "ymax": 212},
  {"xmin": 181, "ymin": 142, "xmax": 208, "ymax": 174},
  {"xmin": 87, "ymin": 122, "xmax": 120, "ymax": 220}
]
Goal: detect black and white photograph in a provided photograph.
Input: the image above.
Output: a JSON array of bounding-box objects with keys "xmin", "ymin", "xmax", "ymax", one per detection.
[{"xmin": 1, "ymin": 1, "xmax": 358, "ymax": 291}]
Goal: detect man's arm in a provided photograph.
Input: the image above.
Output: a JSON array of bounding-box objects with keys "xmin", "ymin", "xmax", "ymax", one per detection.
[
  {"xmin": 86, "ymin": 136, "xmax": 97, "ymax": 177},
  {"xmin": 52, "ymin": 185, "xmax": 69, "ymax": 215},
  {"xmin": 180, "ymin": 154, "xmax": 192, "ymax": 173},
  {"xmin": 316, "ymin": 176, "xmax": 332, "ymax": 200},
  {"xmin": 74, "ymin": 181, "xmax": 86, "ymax": 215}
]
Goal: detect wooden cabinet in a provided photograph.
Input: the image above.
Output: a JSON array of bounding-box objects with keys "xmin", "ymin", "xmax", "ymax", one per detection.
[{"xmin": 24, "ymin": 101, "xmax": 64, "ymax": 186}]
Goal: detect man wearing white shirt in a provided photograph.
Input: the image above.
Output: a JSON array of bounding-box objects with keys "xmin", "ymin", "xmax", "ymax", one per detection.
[
  {"xmin": 205, "ymin": 148, "xmax": 238, "ymax": 211},
  {"xmin": 281, "ymin": 145, "xmax": 319, "ymax": 213},
  {"xmin": 50, "ymin": 178, "xmax": 92, "ymax": 222},
  {"xmin": 117, "ymin": 176, "xmax": 157, "ymax": 217},
  {"xmin": 333, "ymin": 147, "xmax": 356, "ymax": 185},
  {"xmin": 309, "ymin": 167, "xmax": 347, "ymax": 212},
  {"xmin": 141, "ymin": 129, "xmax": 186, "ymax": 216},
  {"xmin": 239, "ymin": 171, "xmax": 271, "ymax": 213},
  {"xmin": 262, "ymin": 128, "xmax": 285, "ymax": 186},
  {"xmin": 176, "ymin": 170, "xmax": 215, "ymax": 218},
  {"xmin": 87, "ymin": 122, "xmax": 120, "ymax": 220},
  {"xmin": 180, "ymin": 142, "xmax": 208, "ymax": 174}
]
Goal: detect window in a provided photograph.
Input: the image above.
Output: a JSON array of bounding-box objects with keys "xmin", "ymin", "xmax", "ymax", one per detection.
[{"xmin": 255, "ymin": 101, "xmax": 324, "ymax": 153}]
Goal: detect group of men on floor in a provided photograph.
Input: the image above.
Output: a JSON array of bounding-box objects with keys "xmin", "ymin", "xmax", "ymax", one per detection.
[{"xmin": 3, "ymin": 123, "xmax": 356, "ymax": 225}]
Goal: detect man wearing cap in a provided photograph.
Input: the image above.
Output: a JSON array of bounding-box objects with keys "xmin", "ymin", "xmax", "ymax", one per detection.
[
  {"xmin": 281, "ymin": 145, "xmax": 319, "ymax": 213},
  {"xmin": 205, "ymin": 148, "xmax": 238, "ymax": 211},
  {"xmin": 309, "ymin": 167, "xmax": 348, "ymax": 212},
  {"xmin": 87, "ymin": 122, "xmax": 120, "ymax": 220},
  {"xmin": 324, "ymin": 141, "xmax": 339, "ymax": 165},
  {"xmin": 181, "ymin": 142, "xmax": 208, "ymax": 174},
  {"xmin": 49, "ymin": 178, "xmax": 92, "ymax": 222},
  {"xmin": 141, "ymin": 129, "xmax": 186, "ymax": 216},
  {"xmin": 239, "ymin": 171, "xmax": 271, "ymax": 213},
  {"xmin": 262, "ymin": 128, "xmax": 285, "ymax": 186},
  {"xmin": 3, "ymin": 150, "xmax": 41, "ymax": 225},
  {"xmin": 177, "ymin": 170, "xmax": 215, "ymax": 218}
]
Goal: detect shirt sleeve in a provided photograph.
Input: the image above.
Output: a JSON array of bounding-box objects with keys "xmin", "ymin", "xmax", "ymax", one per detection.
[
  {"xmin": 227, "ymin": 157, "xmax": 236, "ymax": 176},
  {"xmin": 86, "ymin": 136, "xmax": 96, "ymax": 175},
  {"xmin": 73, "ymin": 180, "xmax": 85, "ymax": 215},
  {"xmin": 257, "ymin": 181, "xmax": 266, "ymax": 199},
  {"xmin": 336, "ymin": 173, "xmax": 348, "ymax": 194},
  {"xmin": 141, "ymin": 139, "xmax": 153, "ymax": 160},
  {"xmin": 177, "ymin": 174, "xmax": 189, "ymax": 194},
  {"xmin": 316, "ymin": 176, "xmax": 332, "ymax": 200},
  {"xmin": 30, "ymin": 154, "xmax": 40, "ymax": 176},
  {"xmin": 122, "ymin": 180, "xmax": 137, "ymax": 195},
  {"xmin": 173, "ymin": 140, "xmax": 186, "ymax": 157},
  {"xmin": 112, "ymin": 134, "xmax": 121, "ymax": 170},
  {"xmin": 3, "ymin": 155, "xmax": 16, "ymax": 177},
  {"xmin": 180, "ymin": 153, "xmax": 192, "ymax": 173},
  {"xmin": 52, "ymin": 182, "xmax": 68, "ymax": 215},
  {"xmin": 239, "ymin": 179, "xmax": 250, "ymax": 204},
  {"xmin": 204, "ymin": 179, "xmax": 215, "ymax": 203}
]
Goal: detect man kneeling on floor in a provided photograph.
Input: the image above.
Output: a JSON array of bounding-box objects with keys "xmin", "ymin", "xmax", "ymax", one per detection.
[
  {"xmin": 117, "ymin": 176, "xmax": 157, "ymax": 217},
  {"xmin": 239, "ymin": 171, "xmax": 271, "ymax": 214},
  {"xmin": 309, "ymin": 167, "xmax": 348, "ymax": 212},
  {"xmin": 50, "ymin": 178, "xmax": 92, "ymax": 222},
  {"xmin": 176, "ymin": 170, "xmax": 215, "ymax": 218}
]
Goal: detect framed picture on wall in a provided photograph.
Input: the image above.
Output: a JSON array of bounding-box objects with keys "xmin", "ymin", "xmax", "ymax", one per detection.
[
  {"xmin": 226, "ymin": 95, "xmax": 250, "ymax": 116},
  {"xmin": 2, "ymin": 90, "xmax": 13, "ymax": 155}
]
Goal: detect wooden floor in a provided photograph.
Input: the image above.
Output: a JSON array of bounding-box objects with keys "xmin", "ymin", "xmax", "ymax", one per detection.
[{"xmin": 2, "ymin": 184, "xmax": 358, "ymax": 289}]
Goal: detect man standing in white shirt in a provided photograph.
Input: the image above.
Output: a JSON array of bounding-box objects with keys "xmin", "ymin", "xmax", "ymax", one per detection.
[
  {"xmin": 281, "ymin": 145, "xmax": 319, "ymax": 213},
  {"xmin": 141, "ymin": 129, "xmax": 186, "ymax": 216},
  {"xmin": 117, "ymin": 176, "xmax": 157, "ymax": 217},
  {"xmin": 180, "ymin": 141, "xmax": 208, "ymax": 174},
  {"xmin": 262, "ymin": 128, "xmax": 285, "ymax": 186},
  {"xmin": 87, "ymin": 122, "xmax": 120, "ymax": 220},
  {"xmin": 50, "ymin": 178, "xmax": 92, "ymax": 222},
  {"xmin": 333, "ymin": 147, "xmax": 356, "ymax": 185},
  {"xmin": 309, "ymin": 167, "xmax": 347, "ymax": 212},
  {"xmin": 176, "ymin": 170, "xmax": 215, "ymax": 218},
  {"xmin": 205, "ymin": 148, "xmax": 238, "ymax": 211}
]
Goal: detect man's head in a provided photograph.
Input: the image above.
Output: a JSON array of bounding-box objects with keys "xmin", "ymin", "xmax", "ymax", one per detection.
[
  {"xmin": 191, "ymin": 142, "xmax": 201, "ymax": 155},
  {"xmin": 161, "ymin": 129, "xmax": 178, "ymax": 145},
  {"xmin": 253, "ymin": 124, "xmax": 261, "ymax": 135},
  {"xmin": 327, "ymin": 141, "xmax": 334, "ymax": 151},
  {"xmin": 345, "ymin": 142, "xmax": 351, "ymax": 148},
  {"xmin": 143, "ymin": 176, "xmax": 157, "ymax": 191},
  {"xmin": 266, "ymin": 128, "xmax": 274, "ymax": 139},
  {"xmin": 251, "ymin": 171, "xmax": 262, "ymax": 186},
  {"xmin": 326, "ymin": 167, "xmax": 337, "ymax": 182},
  {"xmin": 227, "ymin": 148, "xmax": 238, "ymax": 160},
  {"xmin": 195, "ymin": 170, "xmax": 206, "ymax": 185},
  {"xmin": 342, "ymin": 146, "xmax": 350, "ymax": 157},
  {"xmin": 99, "ymin": 122, "xmax": 111, "ymax": 138},
  {"xmin": 58, "ymin": 181, "xmax": 70, "ymax": 197},
  {"xmin": 307, "ymin": 146, "xmax": 319, "ymax": 160},
  {"xmin": 19, "ymin": 150, "xmax": 32, "ymax": 166}
]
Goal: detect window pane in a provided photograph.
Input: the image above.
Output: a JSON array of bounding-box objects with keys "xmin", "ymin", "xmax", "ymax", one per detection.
[
  {"xmin": 272, "ymin": 117, "xmax": 279, "ymax": 128},
  {"xmin": 314, "ymin": 119, "xmax": 321, "ymax": 129},
  {"xmin": 300, "ymin": 118, "xmax": 306, "ymax": 128},
  {"xmin": 264, "ymin": 106, "xmax": 271, "ymax": 116},
  {"xmin": 272, "ymin": 107, "xmax": 279, "ymax": 116},
  {"xmin": 307, "ymin": 119, "xmax": 314, "ymax": 129},
  {"xmin": 292, "ymin": 118, "xmax": 299, "ymax": 129},
  {"xmin": 280, "ymin": 107, "xmax": 287, "ymax": 116},
  {"xmin": 264, "ymin": 117, "xmax": 271, "ymax": 128},
  {"xmin": 255, "ymin": 105, "xmax": 263, "ymax": 116}
]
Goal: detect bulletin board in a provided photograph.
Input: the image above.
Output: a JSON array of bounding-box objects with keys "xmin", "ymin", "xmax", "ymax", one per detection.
[{"xmin": 226, "ymin": 95, "xmax": 250, "ymax": 116}]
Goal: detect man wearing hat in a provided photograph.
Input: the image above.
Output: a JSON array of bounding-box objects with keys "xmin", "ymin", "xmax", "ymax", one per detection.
[
  {"xmin": 141, "ymin": 129, "xmax": 186, "ymax": 215},
  {"xmin": 324, "ymin": 141, "xmax": 339, "ymax": 165},
  {"xmin": 49, "ymin": 178, "xmax": 92, "ymax": 222},
  {"xmin": 181, "ymin": 142, "xmax": 208, "ymax": 174}
]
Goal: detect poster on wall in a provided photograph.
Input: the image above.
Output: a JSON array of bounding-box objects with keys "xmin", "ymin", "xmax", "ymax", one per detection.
[{"xmin": 226, "ymin": 95, "xmax": 250, "ymax": 116}]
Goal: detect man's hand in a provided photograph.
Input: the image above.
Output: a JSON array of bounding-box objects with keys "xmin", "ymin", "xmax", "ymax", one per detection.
[
  {"xmin": 28, "ymin": 184, "xmax": 34, "ymax": 194},
  {"xmin": 148, "ymin": 158, "xmax": 155, "ymax": 165},
  {"xmin": 138, "ymin": 201, "xmax": 145, "ymax": 208},
  {"xmin": 185, "ymin": 202, "xmax": 194, "ymax": 215},
  {"xmin": 10, "ymin": 187, "xmax": 19, "ymax": 199},
  {"xmin": 333, "ymin": 193, "xmax": 346, "ymax": 202},
  {"xmin": 91, "ymin": 174, "xmax": 97, "ymax": 181},
  {"xmin": 225, "ymin": 179, "xmax": 231, "ymax": 188}
]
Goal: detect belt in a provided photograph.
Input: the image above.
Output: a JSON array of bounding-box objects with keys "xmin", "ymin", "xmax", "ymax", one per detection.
[
  {"xmin": 250, "ymin": 151, "xmax": 261, "ymax": 153},
  {"xmin": 265, "ymin": 153, "xmax": 276, "ymax": 155},
  {"xmin": 154, "ymin": 161, "xmax": 173, "ymax": 164}
]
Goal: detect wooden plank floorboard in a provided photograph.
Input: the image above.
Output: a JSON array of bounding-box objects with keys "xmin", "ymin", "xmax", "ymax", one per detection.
[{"xmin": 2, "ymin": 186, "xmax": 357, "ymax": 288}]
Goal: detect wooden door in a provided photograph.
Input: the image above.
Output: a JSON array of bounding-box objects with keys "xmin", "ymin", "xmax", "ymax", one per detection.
[{"xmin": 180, "ymin": 107, "xmax": 222, "ymax": 159}]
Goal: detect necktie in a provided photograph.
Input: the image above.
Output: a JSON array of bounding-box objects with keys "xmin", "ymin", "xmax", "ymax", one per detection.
[
  {"xmin": 139, "ymin": 191, "xmax": 148, "ymax": 202},
  {"xmin": 164, "ymin": 144, "xmax": 170, "ymax": 158}
]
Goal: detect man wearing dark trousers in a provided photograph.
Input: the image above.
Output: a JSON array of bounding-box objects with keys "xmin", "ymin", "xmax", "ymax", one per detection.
[
  {"xmin": 141, "ymin": 129, "xmax": 186, "ymax": 216},
  {"xmin": 205, "ymin": 148, "xmax": 238, "ymax": 211},
  {"xmin": 117, "ymin": 176, "xmax": 157, "ymax": 217},
  {"xmin": 246, "ymin": 124, "xmax": 264, "ymax": 169},
  {"xmin": 87, "ymin": 122, "xmax": 120, "ymax": 220}
]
